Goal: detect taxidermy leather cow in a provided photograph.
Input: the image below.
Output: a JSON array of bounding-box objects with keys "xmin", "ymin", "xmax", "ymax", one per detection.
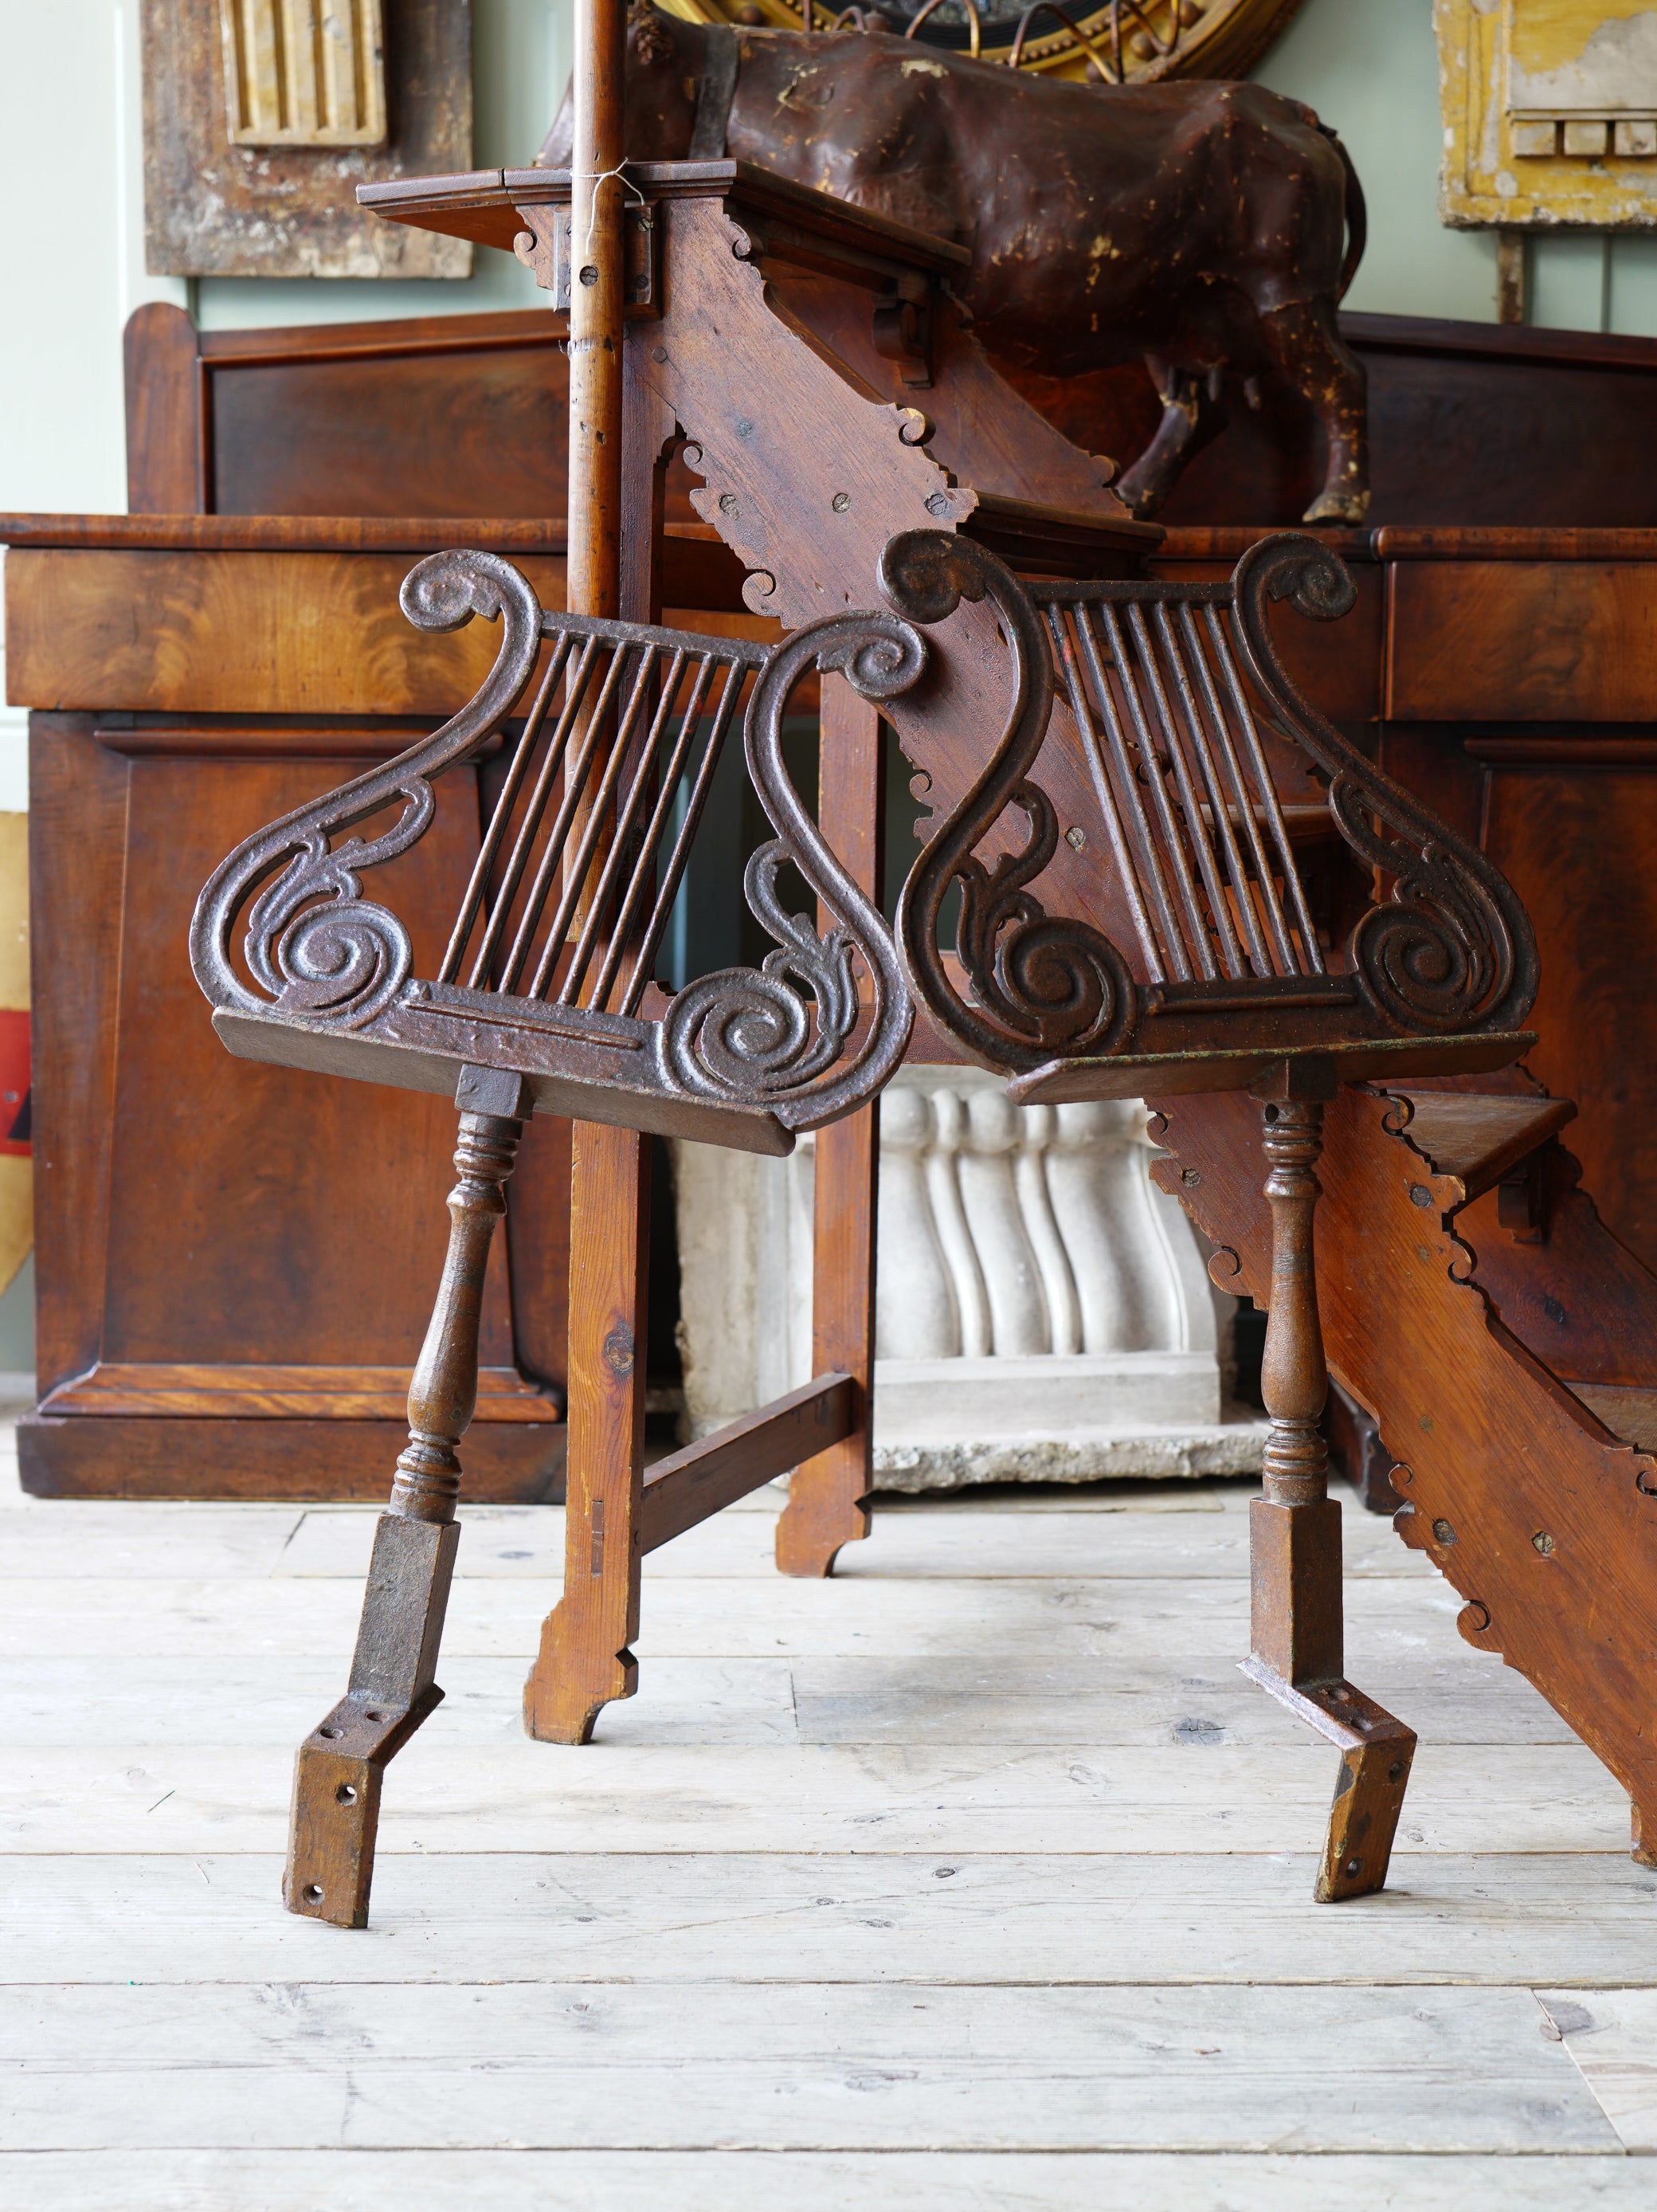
[{"xmin": 541, "ymin": 5, "xmax": 1369, "ymax": 522}]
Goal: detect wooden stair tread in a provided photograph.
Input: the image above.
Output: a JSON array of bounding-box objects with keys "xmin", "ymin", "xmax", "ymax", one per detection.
[
  {"xmin": 1568, "ymin": 1382, "xmax": 1657, "ymax": 1453},
  {"xmin": 1009, "ymin": 1031, "xmax": 1535, "ymax": 1106},
  {"xmin": 1391, "ymin": 1092, "xmax": 1577, "ymax": 1202}
]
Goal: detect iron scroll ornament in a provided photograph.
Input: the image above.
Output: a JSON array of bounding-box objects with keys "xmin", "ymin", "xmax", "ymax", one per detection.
[
  {"xmin": 1228, "ymin": 534, "xmax": 1540, "ymax": 1037},
  {"xmin": 885, "ymin": 531, "xmax": 1137, "ymax": 1074},
  {"xmin": 663, "ymin": 608, "xmax": 923, "ymax": 1116},
  {"xmin": 190, "ymin": 551, "xmax": 546, "ymax": 1030},
  {"xmin": 191, "ymin": 548, "xmax": 919, "ymax": 1135}
]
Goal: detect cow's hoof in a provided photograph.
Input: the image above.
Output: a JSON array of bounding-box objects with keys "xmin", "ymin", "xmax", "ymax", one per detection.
[
  {"xmin": 1302, "ymin": 488, "xmax": 1372, "ymax": 524},
  {"xmin": 1113, "ymin": 474, "xmax": 1163, "ymax": 521}
]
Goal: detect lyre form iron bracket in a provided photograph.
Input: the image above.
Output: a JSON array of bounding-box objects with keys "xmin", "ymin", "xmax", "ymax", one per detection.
[
  {"xmin": 191, "ymin": 548, "xmax": 919, "ymax": 1154},
  {"xmin": 887, "ymin": 528, "xmax": 1539, "ymax": 1078},
  {"xmin": 880, "ymin": 527, "xmax": 1540, "ymax": 1907}
]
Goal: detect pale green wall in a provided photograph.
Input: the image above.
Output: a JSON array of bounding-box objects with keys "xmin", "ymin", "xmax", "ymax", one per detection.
[{"xmin": 1253, "ymin": 0, "xmax": 1657, "ymax": 334}]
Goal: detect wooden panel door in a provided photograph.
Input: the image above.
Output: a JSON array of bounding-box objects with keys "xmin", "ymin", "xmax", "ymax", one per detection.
[{"xmin": 22, "ymin": 714, "xmax": 566, "ymax": 1500}]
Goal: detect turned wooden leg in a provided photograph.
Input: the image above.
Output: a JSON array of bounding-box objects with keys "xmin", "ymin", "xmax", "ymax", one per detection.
[
  {"xmin": 284, "ymin": 1068, "xmax": 527, "ymax": 1928},
  {"xmin": 778, "ymin": 672, "xmax": 883, "ymax": 1579},
  {"xmin": 778, "ymin": 1101, "xmax": 879, "ymax": 1577},
  {"xmin": 1243, "ymin": 1082, "xmax": 1416, "ymax": 1904},
  {"xmin": 523, "ymin": 1119, "xmax": 650, "ymax": 1743}
]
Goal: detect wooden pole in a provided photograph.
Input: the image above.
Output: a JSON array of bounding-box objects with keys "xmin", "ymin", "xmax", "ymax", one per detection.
[
  {"xmin": 567, "ymin": 0, "xmax": 627, "ymax": 626},
  {"xmin": 523, "ymin": 0, "xmax": 651, "ymax": 1745}
]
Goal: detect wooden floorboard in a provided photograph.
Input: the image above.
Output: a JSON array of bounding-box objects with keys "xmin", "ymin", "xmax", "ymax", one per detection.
[
  {"xmin": 0, "ymin": 1983, "xmax": 1619, "ymax": 2153},
  {"xmin": 4, "ymin": 1853, "xmax": 1655, "ymax": 1988},
  {"xmin": 0, "ymin": 1432, "xmax": 1646, "ymax": 2191},
  {"xmin": 0, "ymin": 2151, "xmax": 1649, "ymax": 2212}
]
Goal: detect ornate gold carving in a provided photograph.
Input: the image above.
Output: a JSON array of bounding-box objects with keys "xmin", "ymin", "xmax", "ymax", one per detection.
[{"xmin": 662, "ymin": 0, "xmax": 1302, "ymax": 84}]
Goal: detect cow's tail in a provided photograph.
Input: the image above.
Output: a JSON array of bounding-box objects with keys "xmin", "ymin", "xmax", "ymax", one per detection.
[{"xmin": 1319, "ymin": 122, "xmax": 1367, "ymax": 300}]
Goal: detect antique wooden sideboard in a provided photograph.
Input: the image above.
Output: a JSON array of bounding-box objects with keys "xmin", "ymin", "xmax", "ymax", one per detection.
[{"xmin": 6, "ymin": 300, "xmax": 1657, "ymax": 1497}]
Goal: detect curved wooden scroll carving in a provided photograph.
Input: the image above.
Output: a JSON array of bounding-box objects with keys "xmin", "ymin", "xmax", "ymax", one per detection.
[
  {"xmin": 190, "ymin": 551, "xmax": 546, "ymax": 1030},
  {"xmin": 1231, "ymin": 533, "xmax": 1540, "ymax": 1037},
  {"xmin": 884, "ymin": 530, "xmax": 1137, "ymax": 1075}
]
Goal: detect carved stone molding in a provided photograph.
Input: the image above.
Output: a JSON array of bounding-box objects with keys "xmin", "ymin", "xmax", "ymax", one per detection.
[{"xmin": 675, "ymin": 1064, "xmax": 1267, "ymax": 1488}]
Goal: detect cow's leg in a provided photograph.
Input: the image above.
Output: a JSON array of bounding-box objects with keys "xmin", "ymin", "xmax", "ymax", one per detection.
[
  {"xmin": 1114, "ymin": 359, "xmax": 1230, "ymax": 520},
  {"xmin": 1256, "ymin": 299, "xmax": 1369, "ymax": 524}
]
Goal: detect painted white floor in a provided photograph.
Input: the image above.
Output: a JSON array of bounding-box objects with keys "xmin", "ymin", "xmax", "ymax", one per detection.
[{"xmin": 1, "ymin": 1394, "xmax": 1652, "ymax": 2210}]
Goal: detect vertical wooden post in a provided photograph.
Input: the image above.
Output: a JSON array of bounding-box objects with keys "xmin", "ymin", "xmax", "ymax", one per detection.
[
  {"xmin": 524, "ymin": 1117, "xmax": 651, "ymax": 1742},
  {"xmin": 1249, "ymin": 1092, "xmax": 1342, "ymax": 1686},
  {"xmin": 1243, "ymin": 1069, "xmax": 1415, "ymax": 1904},
  {"xmin": 566, "ymin": 0, "xmax": 627, "ymax": 627},
  {"xmin": 1496, "ymin": 229, "xmax": 1527, "ymax": 327},
  {"xmin": 523, "ymin": 0, "xmax": 644, "ymax": 1741},
  {"xmin": 777, "ymin": 676, "xmax": 885, "ymax": 1578}
]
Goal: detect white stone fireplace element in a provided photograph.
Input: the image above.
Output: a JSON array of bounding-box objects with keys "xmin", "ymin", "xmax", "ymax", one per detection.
[{"xmin": 673, "ymin": 1065, "xmax": 1267, "ymax": 1489}]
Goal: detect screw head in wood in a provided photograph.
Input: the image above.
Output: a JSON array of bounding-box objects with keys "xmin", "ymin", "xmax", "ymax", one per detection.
[
  {"xmin": 832, "ymin": 492, "xmax": 850, "ymax": 512},
  {"xmin": 1532, "ymin": 1530, "xmax": 1555, "ymax": 1555},
  {"xmin": 1066, "ymin": 825, "xmax": 1087, "ymax": 851},
  {"xmin": 1432, "ymin": 1518, "xmax": 1456, "ymax": 1545},
  {"xmin": 1409, "ymin": 1184, "xmax": 1432, "ymax": 1208}
]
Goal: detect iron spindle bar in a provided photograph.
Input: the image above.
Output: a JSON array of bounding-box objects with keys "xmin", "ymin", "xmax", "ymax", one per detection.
[
  {"xmin": 1095, "ymin": 600, "xmax": 1216, "ymax": 979},
  {"xmin": 531, "ymin": 641, "xmax": 665, "ymax": 1000},
  {"xmin": 590, "ymin": 651, "xmax": 720, "ymax": 1013},
  {"xmin": 1208, "ymin": 605, "xmax": 1326, "ymax": 976},
  {"xmin": 1043, "ymin": 605, "xmax": 1164, "ymax": 979},
  {"xmin": 1125, "ymin": 602, "xmax": 1244, "ymax": 981},
  {"xmin": 1153, "ymin": 600, "xmax": 1273, "ymax": 979},
  {"xmin": 439, "ymin": 633, "xmax": 574, "ymax": 988},
  {"xmin": 467, "ymin": 633, "xmax": 601, "ymax": 989},
  {"xmin": 497, "ymin": 637, "xmax": 637, "ymax": 994},
  {"xmin": 1074, "ymin": 602, "xmax": 1191, "ymax": 979},
  {"xmin": 559, "ymin": 645, "xmax": 689, "ymax": 1008},
  {"xmin": 1175, "ymin": 602, "xmax": 1297, "ymax": 977},
  {"xmin": 620, "ymin": 656, "xmax": 749, "ymax": 1014}
]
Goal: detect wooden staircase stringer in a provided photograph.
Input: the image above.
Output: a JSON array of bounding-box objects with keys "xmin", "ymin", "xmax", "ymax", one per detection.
[
  {"xmin": 625, "ymin": 192, "xmax": 1159, "ymax": 970},
  {"xmin": 1151, "ymin": 1081, "xmax": 1657, "ymax": 1861}
]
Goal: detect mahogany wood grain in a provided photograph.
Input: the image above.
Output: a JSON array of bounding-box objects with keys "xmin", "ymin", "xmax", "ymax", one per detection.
[
  {"xmin": 34, "ymin": 1363, "xmax": 555, "ymax": 1419},
  {"xmin": 26, "ymin": 716, "xmax": 127, "ymax": 1403},
  {"xmin": 1386, "ymin": 563, "xmax": 1657, "ymax": 722},
  {"xmin": 2, "ymin": 540, "xmax": 755, "ymax": 708},
  {"xmin": 779, "ymin": 678, "xmax": 884, "ymax": 1579},
  {"xmin": 124, "ymin": 302, "xmax": 201, "ymax": 512},
  {"xmin": 1479, "ymin": 764, "xmax": 1657, "ymax": 1269},
  {"xmin": 17, "ymin": 1413, "xmax": 562, "ymax": 1501},
  {"xmin": 20, "ymin": 713, "xmax": 566, "ymax": 1502},
  {"xmin": 5, "ymin": 550, "xmax": 567, "ymax": 718},
  {"xmin": 1455, "ymin": 1149, "xmax": 1657, "ymax": 1393},
  {"xmin": 1394, "ymin": 1094, "xmax": 1577, "ymax": 1206},
  {"xmin": 639, "ymin": 1373, "xmax": 856, "ymax": 1555}
]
